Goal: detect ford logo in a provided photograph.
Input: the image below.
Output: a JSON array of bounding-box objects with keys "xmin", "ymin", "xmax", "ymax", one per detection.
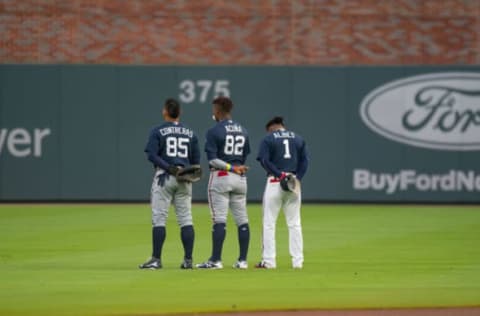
[{"xmin": 360, "ymin": 72, "xmax": 480, "ymax": 151}]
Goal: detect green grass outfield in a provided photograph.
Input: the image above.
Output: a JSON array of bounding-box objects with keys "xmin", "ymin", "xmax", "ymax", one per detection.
[{"xmin": 1, "ymin": 203, "xmax": 479, "ymax": 316}]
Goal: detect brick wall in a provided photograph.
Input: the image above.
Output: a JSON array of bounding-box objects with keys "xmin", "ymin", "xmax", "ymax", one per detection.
[{"xmin": 1, "ymin": 0, "xmax": 479, "ymax": 65}]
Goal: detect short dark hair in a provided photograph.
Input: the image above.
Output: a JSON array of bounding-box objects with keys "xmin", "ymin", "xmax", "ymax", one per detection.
[
  {"xmin": 212, "ymin": 96, "xmax": 233, "ymax": 113},
  {"xmin": 164, "ymin": 98, "xmax": 180, "ymax": 119},
  {"xmin": 266, "ymin": 116, "xmax": 285, "ymax": 130}
]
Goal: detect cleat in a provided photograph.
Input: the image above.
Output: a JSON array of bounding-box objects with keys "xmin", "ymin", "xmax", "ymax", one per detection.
[
  {"xmin": 255, "ymin": 261, "xmax": 275, "ymax": 269},
  {"xmin": 180, "ymin": 259, "xmax": 193, "ymax": 269},
  {"xmin": 195, "ymin": 260, "xmax": 223, "ymax": 269},
  {"xmin": 293, "ymin": 260, "xmax": 303, "ymax": 269},
  {"xmin": 233, "ymin": 260, "xmax": 248, "ymax": 269},
  {"xmin": 139, "ymin": 257, "xmax": 162, "ymax": 270}
]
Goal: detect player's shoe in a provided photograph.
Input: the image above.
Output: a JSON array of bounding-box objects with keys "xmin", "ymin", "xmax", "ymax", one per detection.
[
  {"xmin": 293, "ymin": 259, "xmax": 303, "ymax": 269},
  {"xmin": 180, "ymin": 258, "xmax": 193, "ymax": 269},
  {"xmin": 139, "ymin": 257, "xmax": 162, "ymax": 270},
  {"xmin": 233, "ymin": 260, "xmax": 248, "ymax": 269},
  {"xmin": 195, "ymin": 260, "xmax": 223, "ymax": 269},
  {"xmin": 254, "ymin": 261, "xmax": 275, "ymax": 269}
]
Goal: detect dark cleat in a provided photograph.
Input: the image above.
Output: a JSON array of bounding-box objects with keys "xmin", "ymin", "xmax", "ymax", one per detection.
[
  {"xmin": 180, "ymin": 259, "xmax": 193, "ymax": 269},
  {"xmin": 195, "ymin": 260, "xmax": 223, "ymax": 269},
  {"xmin": 255, "ymin": 261, "xmax": 274, "ymax": 269},
  {"xmin": 139, "ymin": 257, "xmax": 162, "ymax": 270}
]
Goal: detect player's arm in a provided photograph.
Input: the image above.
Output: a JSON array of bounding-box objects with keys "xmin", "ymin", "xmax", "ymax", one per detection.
[
  {"xmin": 295, "ymin": 140, "xmax": 309, "ymax": 180},
  {"xmin": 205, "ymin": 128, "xmax": 220, "ymax": 164},
  {"xmin": 256, "ymin": 139, "xmax": 283, "ymax": 178},
  {"xmin": 243, "ymin": 134, "xmax": 251, "ymax": 161},
  {"xmin": 190, "ymin": 134, "xmax": 201, "ymax": 165},
  {"xmin": 209, "ymin": 158, "xmax": 227, "ymax": 169},
  {"xmin": 204, "ymin": 129, "xmax": 232, "ymax": 171},
  {"xmin": 207, "ymin": 158, "xmax": 247, "ymax": 174},
  {"xmin": 144, "ymin": 128, "xmax": 170, "ymax": 170}
]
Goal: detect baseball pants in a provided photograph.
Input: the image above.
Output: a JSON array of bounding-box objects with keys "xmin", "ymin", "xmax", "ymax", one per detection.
[
  {"xmin": 151, "ymin": 169, "xmax": 193, "ymax": 227},
  {"xmin": 207, "ymin": 170, "xmax": 248, "ymax": 226},
  {"xmin": 261, "ymin": 176, "xmax": 303, "ymax": 268}
]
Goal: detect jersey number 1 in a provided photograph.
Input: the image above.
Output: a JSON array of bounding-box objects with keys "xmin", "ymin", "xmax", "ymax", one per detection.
[{"xmin": 283, "ymin": 139, "xmax": 291, "ymax": 159}]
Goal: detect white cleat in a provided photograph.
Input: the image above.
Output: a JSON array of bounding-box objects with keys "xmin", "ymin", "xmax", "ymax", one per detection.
[{"xmin": 233, "ymin": 260, "xmax": 248, "ymax": 269}]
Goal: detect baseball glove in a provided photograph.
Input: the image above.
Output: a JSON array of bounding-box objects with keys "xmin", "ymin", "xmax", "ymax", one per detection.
[
  {"xmin": 280, "ymin": 173, "xmax": 300, "ymax": 196},
  {"xmin": 176, "ymin": 165, "xmax": 202, "ymax": 182}
]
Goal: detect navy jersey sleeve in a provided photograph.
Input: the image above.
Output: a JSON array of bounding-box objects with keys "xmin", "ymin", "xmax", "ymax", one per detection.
[
  {"xmin": 243, "ymin": 134, "xmax": 251, "ymax": 162},
  {"xmin": 256, "ymin": 137, "xmax": 282, "ymax": 178},
  {"xmin": 295, "ymin": 138, "xmax": 309, "ymax": 180},
  {"xmin": 190, "ymin": 134, "xmax": 201, "ymax": 165},
  {"xmin": 144, "ymin": 128, "xmax": 170, "ymax": 170},
  {"xmin": 205, "ymin": 127, "xmax": 219, "ymax": 161},
  {"xmin": 256, "ymin": 137, "xmax": 268, "ymax": 163}
]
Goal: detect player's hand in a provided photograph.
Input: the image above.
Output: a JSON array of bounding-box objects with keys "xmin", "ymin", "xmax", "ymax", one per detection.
[
  {"xmin": 232, "ymin": 165, "xmax": 249, "ymax": 175},
  {"xmin": 167, "ymin": 165, "xmax": 180, "ymax": 176},
  {"xmin": 280, "ymin": 174, "xmax": 292, "ymax": 191}
]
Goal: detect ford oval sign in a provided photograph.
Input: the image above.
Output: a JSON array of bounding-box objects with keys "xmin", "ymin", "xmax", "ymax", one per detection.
[{"xmin": 360, "ymin": 72, "xmax": 480, "ymax": 151}]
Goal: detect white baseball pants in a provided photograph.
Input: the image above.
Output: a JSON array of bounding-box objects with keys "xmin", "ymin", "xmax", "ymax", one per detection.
[{"xmin": 261, "ymin": 176, "xmax": 303, "ymax": 268}]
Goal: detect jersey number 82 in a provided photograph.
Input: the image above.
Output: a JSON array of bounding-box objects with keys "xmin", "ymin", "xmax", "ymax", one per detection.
[{"xmin": 224, "ymin": 135, "xmax": 245, "ymax": 155}]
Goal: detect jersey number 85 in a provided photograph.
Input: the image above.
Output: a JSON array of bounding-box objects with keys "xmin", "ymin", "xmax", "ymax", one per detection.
[{"xmin": 166, "ymin": 137, "xmax": 189, "ymax": 158}]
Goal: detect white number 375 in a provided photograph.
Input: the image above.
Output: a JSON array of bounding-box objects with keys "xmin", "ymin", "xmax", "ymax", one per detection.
[{"xmin": 179, "ymin": 80, "xmax": 230, "ymax": 104}]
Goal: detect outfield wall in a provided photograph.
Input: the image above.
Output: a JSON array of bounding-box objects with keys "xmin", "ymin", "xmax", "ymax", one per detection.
[{"xmin": 1, "ymin": 65, "xmax": 479, "ymax": 202}]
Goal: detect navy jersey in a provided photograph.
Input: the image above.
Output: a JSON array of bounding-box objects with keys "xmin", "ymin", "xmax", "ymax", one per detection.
[
  {"xmin": 257, "ymin": 129, "xmax": 309, "ymax": 180},
  {"xmin": 145, "ymin": 121, "xmax": 200, "ymax": 169},
  {"xmin": 205, "ymin": 119, "xmax": 250, "ymax": 165}
]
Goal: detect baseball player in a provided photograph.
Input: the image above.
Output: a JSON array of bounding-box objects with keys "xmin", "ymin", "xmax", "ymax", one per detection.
[
  {"xmin": 255, "ymin": 116, "xmax": 309, "ymax": 269},
  {"xmin": 196, "ymin": 96, "xmax": 251, "ymax": 269},
  {"xmin": 139, "ymin": 98, "xmax": 200, "ymax": 270}
]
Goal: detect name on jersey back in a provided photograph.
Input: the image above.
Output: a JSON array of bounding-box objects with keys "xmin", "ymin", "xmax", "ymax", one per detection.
[
  {"xmin": 273, "ymin": 131, "xmax": 295, "ymax": 138},
  {"xmin": 225, "ymin": 124, "xmax": 243, "ymax": 133},
  {"xmin": 159, "ymin": 126, "xmax": 193, "ymax": 137}
]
